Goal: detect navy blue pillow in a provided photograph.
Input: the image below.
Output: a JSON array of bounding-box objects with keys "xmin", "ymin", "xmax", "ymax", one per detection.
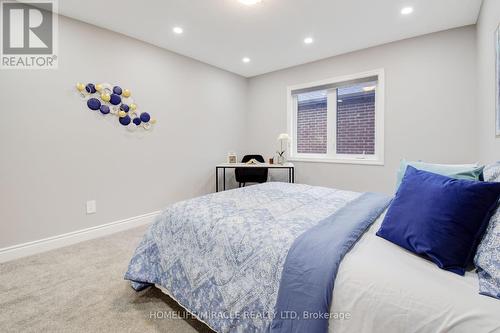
[{"xmin": 377, "ymin": 166, "xmax": 500, "ymax": 275}]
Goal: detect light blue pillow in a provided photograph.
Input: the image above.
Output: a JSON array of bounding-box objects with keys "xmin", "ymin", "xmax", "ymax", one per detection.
[
  {"xmin": 475, "ymin": 162, "xmax": 500, "ymax": 299},
  {"xmin": 395, "ymin": 159, "xmax": 483, "ymax": 190}
]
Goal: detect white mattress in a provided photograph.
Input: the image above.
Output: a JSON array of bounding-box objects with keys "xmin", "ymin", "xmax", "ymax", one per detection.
[{"xmin": 330, "ymin": 213, "xmax": 500, "ymax": 333}]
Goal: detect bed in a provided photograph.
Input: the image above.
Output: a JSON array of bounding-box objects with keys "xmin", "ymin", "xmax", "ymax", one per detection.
[
  {"xmin": 125, "ymin": 182, "xmax": 500, "ymax": 333},
  {"xmin": 330, "ymin": 214, "xmax": 500, "ymax": 333}
]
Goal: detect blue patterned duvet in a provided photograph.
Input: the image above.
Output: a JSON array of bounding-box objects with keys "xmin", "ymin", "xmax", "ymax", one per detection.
[{"xmin": 125, "ymin": 182, "xmax": 389, "ymax": 332}]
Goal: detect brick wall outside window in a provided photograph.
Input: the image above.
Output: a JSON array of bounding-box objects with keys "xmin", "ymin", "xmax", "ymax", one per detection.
[
  {"xmin": 297, "ymin": 98, "xmax": 327, "ymax": 154},
  {"xmin": 296, "ymin": 91, "xmax": 375, "ymax": 155},
  {"xmin": 336, "ymin": 91, "xmax": 375, "ymax": 154}
]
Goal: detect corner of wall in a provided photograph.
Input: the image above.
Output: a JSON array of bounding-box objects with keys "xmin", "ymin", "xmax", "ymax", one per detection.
[{"xmin": 475, "ymin": 0, "xmax": 500, "ymax": 163}]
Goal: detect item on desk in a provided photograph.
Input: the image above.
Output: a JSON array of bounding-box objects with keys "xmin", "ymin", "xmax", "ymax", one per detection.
[
  {"xmin": 276, "ymin": 152, "xmax": 285, "ymax": 165},
  {"xmin": 269, "ymin": 157, "xmax": 274, "ymax": 164},
  {"xmin": 246, "ymin": 158, "xmax": 262, "ymax": 165},
  {"xmin": 227, "ymin": 153, "xmax": 237, "ymax": 164},
  {"xmin": 277, "ymin": 133, "xmax": 290, "ymax": 165}
]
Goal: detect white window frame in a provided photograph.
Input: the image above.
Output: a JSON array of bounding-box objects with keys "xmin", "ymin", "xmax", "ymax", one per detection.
[{"xmin": 286, "ymin": 69, "xmax": 385, "ymax": 165}]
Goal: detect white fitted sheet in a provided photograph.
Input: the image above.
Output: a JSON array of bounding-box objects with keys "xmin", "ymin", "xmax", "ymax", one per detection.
[{"xmin": 329, "ymin": 213, "xmax": 500, "ymax": 333}]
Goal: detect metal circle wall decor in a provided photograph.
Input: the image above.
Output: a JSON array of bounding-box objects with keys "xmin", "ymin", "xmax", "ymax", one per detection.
[
  {"xmin": 87, "ymin": 98, "xmax": 101, "ymax": 111},
  {"xmin": 120, "ymin": 104, "xmax": 130, "ymax": 113},
  {"xmin": 85, "ymin": 83, "xmax": 96, "ymax": 94},
  {"xmin": 139, "ymin": 112, "xmax": 151, "ymax": 123},
  {"xmin": 100, "ymin": 105, "xmax": 110, "ymax": 115},
  {"xmin": 119, "ymin": 114, "xmax": 132, "ymax": 126},
  {"xmin": 113, "ymin": 86, "xmax": 123, "ymax": 95},
  {"xmin": 109, "ymin": 94, "xmax": 121, "ymax": 106},
  {"xmin": 76, "ymin": 82, "xmax": 157, "ymax": 131}
]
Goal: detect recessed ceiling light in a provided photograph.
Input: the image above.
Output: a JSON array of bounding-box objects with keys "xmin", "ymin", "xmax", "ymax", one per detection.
[
  {"xmin": 173, "ymin": 27, "xmax": 183, "ymax": 34},
  {"xmin": 401, "ymin": 7, "xmax": 414, "ymax": 15},
  {"xmin": 242, "ymin": 57, "xmax": 251, "ymax": 63},
  {"xmin": 238, "ymin": 0, "xmax": 262, "ymax": 5},
  {"xmin": 304, "ymin": 37, "xmax": 314, "ymax": 44}
]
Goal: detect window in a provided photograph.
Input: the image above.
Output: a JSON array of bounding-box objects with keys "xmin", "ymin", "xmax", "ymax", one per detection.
[{"xmin": 287, "ymin": 69, "xmax": 384, "ymax": 165}]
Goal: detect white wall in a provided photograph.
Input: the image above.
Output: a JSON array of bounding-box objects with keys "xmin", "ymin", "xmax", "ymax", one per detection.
[
  {"xmin": 0, "ymin": 16, "xmax": 484, "ymax": 249},
  {"xmin": 0, "ymin": 16, "xmax": 248, "ymax": 248},
  {"xmin": 476, "ymin": 0, "xmax": 500, "ymax": 163},
  {"xmin": 246, "ymin": 26, "xmax": 478, "ymax": 194}
]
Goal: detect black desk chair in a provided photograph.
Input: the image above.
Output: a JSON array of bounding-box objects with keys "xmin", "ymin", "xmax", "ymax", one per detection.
[{"xmin": 235, "ymin": 155, "xmax": 268, "ymax": 188}]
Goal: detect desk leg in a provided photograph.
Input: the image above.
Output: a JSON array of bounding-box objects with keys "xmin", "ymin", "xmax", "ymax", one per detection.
[
  {"xmin": 216, "ymin": 167, "xmax": 219, "ymax": 192},
  {"xmin": 223, "ymin": 168, "xmax": 226, "ymax": 191},
  {"xmin": 288, "ymin": 168, "xmax": 291, "ymax": 183},
  {"xmin": 292, "ymin": 168, "xmax": 295, "ymax": 183}
]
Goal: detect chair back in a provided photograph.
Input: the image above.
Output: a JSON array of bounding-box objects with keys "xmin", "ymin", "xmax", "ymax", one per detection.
[
  {"xmin": 241, "ymin": 155, "xmax": 265, "ymax": 163},
  {"xmin": 235, "ymin": 155, "xmax": 268, "ymax": 184}
]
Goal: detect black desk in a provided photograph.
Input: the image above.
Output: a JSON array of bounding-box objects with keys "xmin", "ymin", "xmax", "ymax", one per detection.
[{"xmin": 215, "ymin": 163, "xmax": 295, "ymax": 192}]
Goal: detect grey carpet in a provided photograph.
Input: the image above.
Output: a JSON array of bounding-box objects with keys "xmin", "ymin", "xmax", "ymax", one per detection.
[{"xmin": 0, "ymin": 225, "xmax": 214, "ymax": 333}]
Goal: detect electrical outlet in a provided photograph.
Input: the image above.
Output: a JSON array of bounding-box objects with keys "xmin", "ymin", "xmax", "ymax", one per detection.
[{"xmin": 86, "ymin": 200, "xmax": 97, "ymax": 214}]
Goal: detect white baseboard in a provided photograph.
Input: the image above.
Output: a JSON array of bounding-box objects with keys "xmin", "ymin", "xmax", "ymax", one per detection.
[{"xmin": 0, "ymin": 211, "xmax": 160, "ymax": 263}]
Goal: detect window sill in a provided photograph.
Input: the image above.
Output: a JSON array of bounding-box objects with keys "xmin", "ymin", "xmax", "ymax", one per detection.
[{"xmin": 288, "ymin": 156, "xmax": 384, "ymax": 166}]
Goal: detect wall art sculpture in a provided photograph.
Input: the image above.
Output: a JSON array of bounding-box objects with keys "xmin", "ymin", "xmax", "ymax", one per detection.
[{"xmin": 76, "ymin": 82, "xmax": 156, "ymax": 130}]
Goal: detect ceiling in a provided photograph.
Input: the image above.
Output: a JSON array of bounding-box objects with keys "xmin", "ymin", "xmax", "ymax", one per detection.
[{"xmin": 57, "ymin": 0, "xmax": 483, "ymax": 77}]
